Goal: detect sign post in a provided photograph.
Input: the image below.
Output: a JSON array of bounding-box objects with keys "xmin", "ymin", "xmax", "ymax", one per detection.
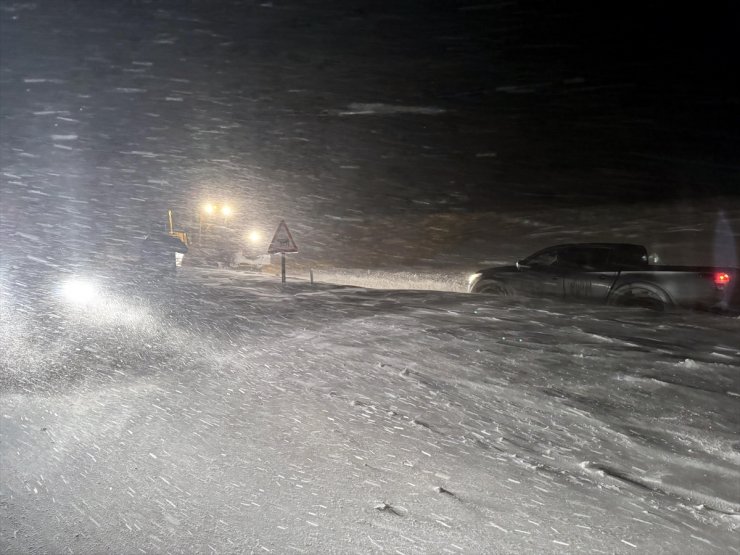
[{"xmin": 267, "ymin": 220, "xmax": 298, "ymax": 283}]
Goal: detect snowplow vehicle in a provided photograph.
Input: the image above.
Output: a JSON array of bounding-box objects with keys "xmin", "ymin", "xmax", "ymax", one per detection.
[{"xmin": 468, "ymin": 243, "xmax": 737, "ymax": 311}]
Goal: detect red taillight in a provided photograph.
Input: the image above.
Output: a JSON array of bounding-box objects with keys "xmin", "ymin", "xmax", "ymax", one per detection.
[{"xmin": 714, "ymin": 272, "xmax": 731, "ymax": 286}]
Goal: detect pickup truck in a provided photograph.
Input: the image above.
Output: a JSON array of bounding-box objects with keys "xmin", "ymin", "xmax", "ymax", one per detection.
[{"xmin": 468, "ymin": 243, "xmax": 737, "ymax": 311}]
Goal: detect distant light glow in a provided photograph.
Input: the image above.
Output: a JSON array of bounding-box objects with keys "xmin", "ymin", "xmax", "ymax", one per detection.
[
  {"xmin": 61, "ymin": 278, "xmax": 99, "ymax": 304},
  {"xmin": 221, "ymin": 205, "xmax": 232, "ymax": 217},
  {"xmin": 203, "ymin": 203, "xmax": 214, "ymax": 215},
  {"xmin": 247, "ymin": 230, "xmax": 261, "ymax": 243}
]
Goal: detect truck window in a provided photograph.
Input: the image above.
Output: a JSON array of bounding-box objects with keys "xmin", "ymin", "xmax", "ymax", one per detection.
[
  {"xmin": 557, "ymin": 247, "xmax": 611, "ymax": 270},
  {"xmin": 524, "ymin": 249, "xmax": 558, "ymax": 267},
  {"xmin": 610, "ymin": 246, "xmax": 649, "ymax": 268}
]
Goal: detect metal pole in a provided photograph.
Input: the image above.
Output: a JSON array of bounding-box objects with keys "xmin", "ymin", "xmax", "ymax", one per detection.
[{"xmin": 281, "ymin": 253, "xmax": 286, "ymax": 284}]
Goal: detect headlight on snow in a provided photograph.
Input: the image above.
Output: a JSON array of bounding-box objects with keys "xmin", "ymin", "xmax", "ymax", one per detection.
[{"xmin": 61, "ymin": 278, "xmax": 99, "ymax": 305}]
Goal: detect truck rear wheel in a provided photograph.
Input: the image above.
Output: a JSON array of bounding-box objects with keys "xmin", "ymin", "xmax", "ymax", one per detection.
[{"xmin": 609, "ymin": 287, "xmax": 667, "ymax": 311}]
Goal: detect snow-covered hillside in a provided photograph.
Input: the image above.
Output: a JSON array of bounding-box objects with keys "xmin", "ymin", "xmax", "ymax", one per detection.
[{"xmin": 1, "ymin": 268, "xmax": 738, "ymax": 553}]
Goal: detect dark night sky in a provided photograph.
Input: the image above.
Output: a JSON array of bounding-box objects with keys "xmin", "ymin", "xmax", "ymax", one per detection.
[{"xmin": 0, "ymin": 0, "xmax": 739, "ymax": 265}]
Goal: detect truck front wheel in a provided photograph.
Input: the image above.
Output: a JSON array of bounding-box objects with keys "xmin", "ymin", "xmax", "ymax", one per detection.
[{"xmin": 473, "ymin": 280, "xmax": 510, "ymax": 296}]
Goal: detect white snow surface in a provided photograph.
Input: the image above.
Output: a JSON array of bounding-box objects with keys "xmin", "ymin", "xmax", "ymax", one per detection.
[
  {"xmin": 1, "ymin": 268, "xmax": 739, "ymax": 554},
  {"xmin": 336, "ymin": 103, "xmax": 447, "ymax": 116}
]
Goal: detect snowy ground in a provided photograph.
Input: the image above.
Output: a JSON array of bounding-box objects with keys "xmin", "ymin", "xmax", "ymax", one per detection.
[{"xmin": 1, "ymin": 268, "xmax": 739, "ymax": 554}]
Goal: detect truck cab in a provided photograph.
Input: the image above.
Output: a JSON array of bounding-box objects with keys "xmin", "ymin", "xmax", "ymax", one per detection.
[{"xmin": 513, "ymin": 243, "xmax": 648, "ymax": 302}]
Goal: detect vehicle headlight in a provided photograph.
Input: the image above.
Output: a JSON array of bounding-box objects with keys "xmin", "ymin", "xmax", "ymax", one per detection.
[
  {"xmin": 468, "ymin": 272, "xmax": 482, "ymax": 285},
  {"xmin": 61, "ymin": 278, "xmax": 99, "ymax": 305}
]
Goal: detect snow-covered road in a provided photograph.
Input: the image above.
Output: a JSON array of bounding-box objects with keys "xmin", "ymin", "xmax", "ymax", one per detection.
[{"xmin": 1, "ymin": 268, "xmax": 738, "ymax": 553}]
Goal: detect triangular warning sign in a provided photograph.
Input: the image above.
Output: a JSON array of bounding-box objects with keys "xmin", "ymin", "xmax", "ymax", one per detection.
[{"xmin": 267, "ymin": 220, "xmax": 298, "ymax": 254}]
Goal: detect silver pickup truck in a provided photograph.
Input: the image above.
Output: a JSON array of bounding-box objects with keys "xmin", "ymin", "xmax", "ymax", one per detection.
[{"xmin": 468, "ymin": 243, "xmax": 737, "ymax": 311}]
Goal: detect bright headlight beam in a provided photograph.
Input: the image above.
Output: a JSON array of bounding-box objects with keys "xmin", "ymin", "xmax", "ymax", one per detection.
[{"xmin": 61, "ymin": 278, "xmax": 99, "ymax": 304}]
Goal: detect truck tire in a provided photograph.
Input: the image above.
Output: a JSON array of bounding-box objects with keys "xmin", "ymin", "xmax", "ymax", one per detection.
[
  {"xmin": 473, "ymin": 280, "xmax": 510, "ymax": 296},
  {"xmin": 608, "ymin": 286, "xmax": 668, "ymax": 311}
]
